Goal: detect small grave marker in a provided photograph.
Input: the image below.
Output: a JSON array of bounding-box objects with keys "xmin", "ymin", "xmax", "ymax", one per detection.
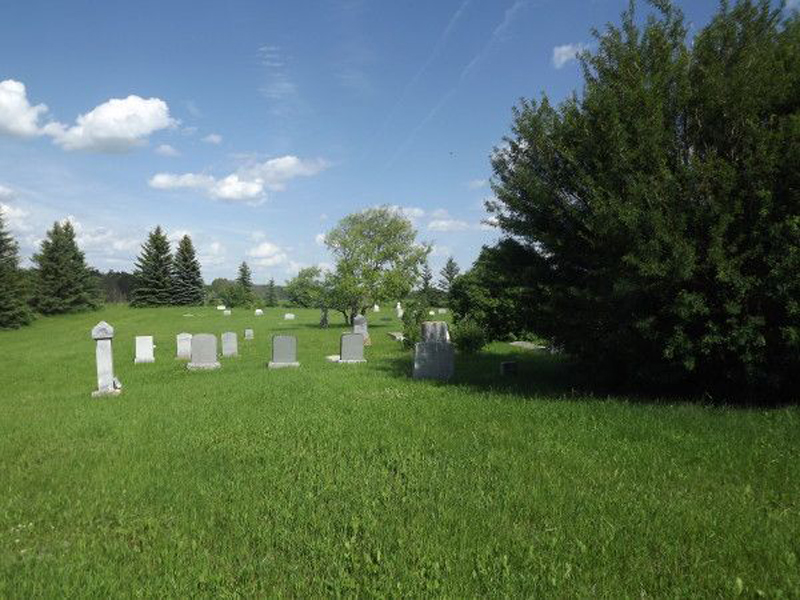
[
  {"xmin": 221, "ymin": 332, "xmax": 238, "ymax": 357},
  {"xmin": 134, "ymin": 336, "xmax": 155, "ymax": 364},
  {"xmin": 268, "ymin": 335, "xmax": 300, "ymax": 368},
  {"xmin": 176, "ymin": 333, "xmax": 192, "ymax": 360},
  {"xmin": 188, "ymin": 334, "xmax": 221, "ymax": 370}
]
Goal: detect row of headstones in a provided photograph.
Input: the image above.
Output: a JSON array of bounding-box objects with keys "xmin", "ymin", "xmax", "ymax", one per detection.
[{"xmin": 212, "ymin": 304, "xmax": 445, "ymax": 321}]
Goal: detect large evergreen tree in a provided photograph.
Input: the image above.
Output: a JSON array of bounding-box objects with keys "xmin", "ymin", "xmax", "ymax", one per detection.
[
  {"xmin": 33, "ymin": 220, "xmax": 100, "ymax": 314},
  {"xmin": 237, "ymin": 261, "xmax": 253, "ymax": 292},
  {"xmin": 172, "ymin": 235, "xmax": 204, "ymax": 305},
  {"xmin": 438, "ymin": 257, "xmax": 460, "ymax": 296},
  {"xmin": 266, "ymin": 278, "xmax": 277, "ymax": 306},
  {"xmin": 0, "ymin": 209, "xmax": 34, "ymax": 328},
  {"xmin": 131, "ymin": 226, "xmax": 174, "ymax": 307},
  {"xmin": 488, "ymin": 1, "xmax": 800, "ymax": 399}
]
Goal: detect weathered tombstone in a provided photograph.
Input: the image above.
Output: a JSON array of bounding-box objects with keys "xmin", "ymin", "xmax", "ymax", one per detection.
[
  {"xmin": 244, "ymin": 328, "xmax": 254, "ymax": 341},
  {"xmin": 221, "ymin": 332, "xmax": 238, "ymax": 357},
  {"xmin": 91, "ymin": 321, "xmax": 121, "ymax": 396},
  {"xmin": 284, "ymin": 313, "xmax": 296, "ymax": 320},
  {"xmin": 373, "ymin": 304, "xmax": 380, "ymax": 312},
  {"xmin": 223, "ymin": 310, "xmax": 231, "ymax": 316},
  {"xmin": 421, "ymin": 321, "xmax": 451, "ymax": 343},
  {"xmin": 353, "ymin": 314, "xmax": 371, "ymax": 345},
  {"xmin": 268, "ymin": 335, "xmax": 300, "ymax": 368},
  {"xmin": 134, "ymin": 336, "xmax": 155, "ymax": 364},
  {"xmin": 188, "ymin": 334, "xmax": 220, "ymax": 370},
  {"xmin": 413, "ymin": 341, "xmax": 455, "ymax": 381},
  {"xmin": 437, "ymin": 308, "xmax": 447, "ymax": 314},
  {"xmin": 339, "ymin": 333, "xmax": 366, "ymax": 363},
  {"xmin": 176, "ymin": 333, "xmax": 192, "ymax": 360},
  {"xmin": 396, "ymin": 302, "xmax": 404, "ymax": 319},
  {"xmin": 216, "ymin": 305, "xmax": 226, "ymax": 311},
  {"xmin": 255, "ymin": 309, "xmax": 264, "ymax": 316},
  {"xmin": 428, "ymin": 310, "xmax": 435, "ymax": 316},
  {"xmin": 500, "ymin": 361, "xmax": 519, "ymax": 376}
]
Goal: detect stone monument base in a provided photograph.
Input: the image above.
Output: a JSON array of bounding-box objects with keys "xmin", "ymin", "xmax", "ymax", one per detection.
[
  {"xmin": 187, "ymin": 361, "xmax": 221, "ymax": 370},
  {"xmin": 268, "ymin": 361, "xmax": 300, "ymax": 369}
]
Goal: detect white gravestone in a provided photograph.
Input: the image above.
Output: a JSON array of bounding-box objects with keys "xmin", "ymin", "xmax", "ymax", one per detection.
[
  {"xmin": 255, "ymin": 309, "xmax": 263, "ymax": 316},
  {"xmin": 413, "ymin": 341, "xmax": 455, "ymax": 381},
  {"xmin": 188, "ymin": 334, "xmax": 221, "ymax": 370},
  {"xmin": 339, "ymin": 333, "xmax": 366, "ymax": 363},
  {"xmin": 373, "ymin": 304, "xmax": 380, "ymax": 312},
  {"xmin": 396, "ymin": 302, "xmax": 404, "ymax": 319},
  {"xmin": 437, "ymin": 308, "xmax": 447, "ymax": 314},
  {"xmin": 353, "ymin": 314, "xmax": 371, "ymax": 346},
  {"xmin": 284, "ymin": 313, "xmax": 296, "ymax": 320},
  {"xmin": 428, "ymin": 310, "xmax": 435, "ymax": 316},
  {"xmin": 421, "ymin": 321, "xmax": 451, "ymax": 343},
  {"xmin": 91, "ymin": 321, "xmax": 121, "ymax": 396},
  {"xmin": 268, "ymin": 335, "xmax": 300, "ymax": 368},
  {"xmin": 221, "ymin": 332, "xmax": 238, "ymax": 357},
  {"xmin": 216, "ymin": 305, "xmax": 226, "ymax": 311},
  {"xmin": 134, "ymin": 336, "xmax": 155, "ymax": 364},
  {"xmin": 244, "ymin": 328, "xmax": 254, "ymax": 340},
  {"xmin": 176, "ymin": 333, "xmax": 192, "ymax": 360},
  {"xmin": 223, "ymin": 310, "xmax": 231, "ymax": 316}
]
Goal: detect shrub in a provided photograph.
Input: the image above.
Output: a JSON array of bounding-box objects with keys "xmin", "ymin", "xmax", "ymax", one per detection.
[
  {"xmin": 401, "ymin": 298, "xmax": 429, "ymax": 349},
  {"xmin": 451, "ymin": 318, "xmax": 488, "ymax": 354}
]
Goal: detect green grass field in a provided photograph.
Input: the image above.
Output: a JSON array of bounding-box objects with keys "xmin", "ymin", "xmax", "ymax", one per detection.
[{"xmin": 1, "ymin": 305, "xmax": 798, "ymax": 597}]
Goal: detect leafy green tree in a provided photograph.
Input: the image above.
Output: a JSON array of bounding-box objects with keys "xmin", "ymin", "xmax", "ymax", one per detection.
[
  {"xmin": 420, "ymin": 262, "xmax": 434, "ymax": 305},
  {"xmin": 0, "ymin": 209, "xmax": 34, "ymax": 328},
  {"xmin": 33, "ymin": 220, "xmax": 100, "ymax": 314},
  {"xmin": 131, "ymin": 226, "xmax": 174, "ymax": 307},
  {"xmin": 325, "ymin": 206, "xmax": 429, "ymax": 323},
  {"xmin": 172, "ymin": 235, "xmax": 204, "ymax": 305},
  {"xmin": 438, "ymin": 257, "xmax": 460, "ymax": 297},
  {"xmin": 265, "ymin": 278, "xmax": 277, "ymax": 307},
  {"xmin": 487, "ymin": 0, "xmax": 800, "ymax": 398},
  {"xmin": 285, "ymin": 266, "xmax": 324, "ymax": 307}
]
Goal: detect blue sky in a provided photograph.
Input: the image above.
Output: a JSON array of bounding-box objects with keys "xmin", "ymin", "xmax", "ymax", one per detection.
[{"xmin": 0, "ymin": 0, "xmax": 735, "ymax": 283}]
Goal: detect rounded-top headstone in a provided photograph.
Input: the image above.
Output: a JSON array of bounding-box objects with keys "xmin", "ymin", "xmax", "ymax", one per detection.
[
  {"xmin": 91, "ymin": 321, "xmax": 114, "ymax": 340},
  {"xmin": 421, "ymin": 321, "xmax": 450, "ymax": 343}
]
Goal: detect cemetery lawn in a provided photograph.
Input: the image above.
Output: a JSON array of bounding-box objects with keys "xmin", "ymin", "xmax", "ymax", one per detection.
[{"xmin": 1, "ymin": 306, "xmax": 799, "ymax": 597}]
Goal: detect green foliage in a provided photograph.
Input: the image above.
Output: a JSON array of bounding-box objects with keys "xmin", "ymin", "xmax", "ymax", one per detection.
[
  {"xmin": 32, "ymin": 220, "xmax": 100, "ymax": 315},
  {"xmin": 172, "ymin": 235, "xmax": 204, "ymax": 305},
  {"xmin": 265, "ymin": 278, "xmax": 277, "ymax": 307},
  {"xmin": 325, "ymin": 206, "xmax": 430, "ymax": 323},
  {"xmin": 451, "ymin": 318, "xmax": 488, "ymax": 354},
  {"xmin": 400, "ymin": 297, "xmax": 430, "ymax": 348},
  {"xmin": 98, "ymin": 270, "xmax": 137, "ymax": 303},
  {"xmin": 438, "ymin": 256, "xmax": 460, "ymax": 297},
  {"xmin": 234, "ymin": 261, "xmax": 255, "ymax": 307},
  {"xmin": 285, "ymin": 266, "xmax": 324, "ymax": 308},
  {"xmin": 488, "ymin": 0, "xmax": 800, "ymax": 398},
  {"xmin": 131, "ymin": 226, "xmax": 174, "ymax": 307},
  {"xmin": 0, "ymin": 210, "xmax": 34, "ymax": 328}
]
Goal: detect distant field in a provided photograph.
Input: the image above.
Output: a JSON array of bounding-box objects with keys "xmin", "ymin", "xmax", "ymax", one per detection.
[{"xmin": 1, "ymin": 305, "xmax": 798, "ymax": 597}]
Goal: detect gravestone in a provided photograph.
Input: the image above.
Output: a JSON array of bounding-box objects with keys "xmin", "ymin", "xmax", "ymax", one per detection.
[
  {"xmin": 188, "ymin": 334, "xmax": 220, "ymax": 370},
  {"xmin": 413, "ymin": 341, "xmax": 455, "ymax": 381},
  {"xmin": 510, "ymin": 341, "xmax": 543, "ymax": 351},
  {"xmin": 437, "ymin": 308, "xmax": 447, "ymax": 314},
  {"xmin": 428, "ymin": 310, "xmax": 435, "ymax": 316},
  {"xmin": 500, "ymin": 361, "xmax": 519, "ymax": 376},
  {"xmin": 221, "ymin": 332, "xmax": 238, "ymax": 357},
  {"xmin": 373, "ymin": 304, "xmax": 380, "ymax": 312},
  {"xmin": 396, "ymin": 302, "xmax": 404, "ymax": 319},
  {"xmin": 421, "ymin": 321, "xmax": 450, "ymax": 343},
  {"xmin": 134, "ymin": 336, "xmax": 155, "ymax": 364},
  {"xmin": 284, "ymin": 313, "xmax": 296, "ymax": 320},
  {"xmin": 339, "ymin": 333, "xmax": 366, "ymax": 363},
  {"xmin": 91, "ymin": 321, "xmax": 121, "ymax": 396},
  {"xmin": 244, "ymin": 328, "xmax": 254, "ymax": 341},
  {"xmin": 223, "ymin": 310, "xmax": 231, "ymax": 316},
  {"xmin": 388, "ymin": 331, "xmax": 405, "ymax": 342},
  {"xmin": 255, "ymin": 309, "xmax": 264, "ymax": 316},
  {"xmin": 176, "ymin": 333, "xmax": 192, "ymax": 360},
  {"xmin": 268, "ymin": 335, "xmax": 300, "ymax": 368},
  {"xmin": 353, "ymin": 314, "xmax": 371, "ymax": 345},
  {"xmin": 216, "ymin": 305, "xmax": 226, "ymax": 311}
]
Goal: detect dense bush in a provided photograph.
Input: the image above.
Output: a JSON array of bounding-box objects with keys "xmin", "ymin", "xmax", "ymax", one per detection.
[
  {"xmin": 450, "ymin": 318, "xmax": 488, "ymax": 354},
  {"xmin": 487, "ymin": 1, "xmax": 800, "ymax": 400},
  {"xmin": 401, "ymin": 298, "xmax": 430, "ymax": 349}
]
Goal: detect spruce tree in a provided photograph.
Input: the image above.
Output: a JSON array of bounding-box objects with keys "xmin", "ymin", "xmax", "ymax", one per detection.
[
  {"xmin": 172, "ymin": 235, "xmax": 204, "ymax": 305},
  {"xmin": 438, "ymin": 257, "xmax": 460, "ymax": 295},
  {"xmin": 266, "ymin": 278, "xmax": 277, "ymax": 306},
  {"xmin": 131, "ymin": 226, "xmax": 174, "ymax": 307},
  {"xmin": 237, "ymin": 261, "xmax": 253, "ymax": 293},
  {"xmin": 33, "ymin": 220, "xmax": 100, "ymax": 314},
  {"xmin": 0, "ymin": 209, "xmax": 34, "ymax": 328},
  {"xmin": 420, "ymin": 262, "xmax": 433, "ymax": 305}
]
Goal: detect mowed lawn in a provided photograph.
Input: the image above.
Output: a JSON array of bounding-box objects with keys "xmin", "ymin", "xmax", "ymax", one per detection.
[{"xmin": 1, "ymin": 305, "xmax": 798, "ymax": 597}]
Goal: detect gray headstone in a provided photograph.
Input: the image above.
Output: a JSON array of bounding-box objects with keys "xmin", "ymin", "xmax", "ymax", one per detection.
[
  {"xmin": 188, "ymin": 334, "xmax": 220, "ymax": 370},
  {"xmin": 176, "ymin": 333, "xmax": 192, "ymax": 360},
  {"xmin": 413, "ymin": 341, "xmax": 455, "ymax": 381},
  {"xmin": 134, "ymin": 335, "xmax": 155, "ymax": 364},
  {"xmin": 437, "ymin": 308, "xmax": 447, "ymax": 314},
  {"xmin": 353, "ymin": 314, "xmax": 371, "ymax": 345},
  {"xmin": 223, "ymin": 310, "xmax": 231, "ymax": 316},
  {"xmin": 91, "ymin": 321, "xmax": 121, "ymax": 396},
  {"xmin": 268, "ymin": 335, "xmax": 299, "ymax": 368},
  {"xmin": 221, "ymin": 332, "xmax": 238, "ymax": 357},
  {"xmin": 421, "ymin": 321, "xmax": 450, "ymax": 343},
  {"xmin": 339, "ymin": 333, "xmax": 366, "ymax": 363},
  {"xmin": 254, "ymin": 309, "xmax": 263, "ymax": 316},
  {"xmin": 244, "ymin": 328, "xmax": 254, "ymax": 340},
  {"xmin": 216, "ymin": 305, "xmax": 226, "ymax": 310},
  {"xmin": 284, "ymin": 313, "xmax": 296, "ymax": 320}
]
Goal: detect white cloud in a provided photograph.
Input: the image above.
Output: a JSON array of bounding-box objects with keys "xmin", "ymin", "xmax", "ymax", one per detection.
[
  {"xmin": 155, "ymin": 143, "xmax": 180, "ymax": 157},
  {"xmin": 0, "ymin": 80, "xmax": 49, "ymax": 137},
  {"xmin": 49, "ymin": 95, "xmax": 176, "ymax": 152},
  {"xmin": 149, "ymin": 155, "xmax": 328, "ymax": 204},
  {"xmin": 315, "ymin": 233, "xmax": 326, "ymax": 246},
  {"xmin": 0, "ymin": 184, "xmax": 15, "ymax": 201},
  {"xmin": 247, "ymin": 240, "xmax": 288, "ymax": 267},
  {"xmin": 167, "ymin": 229, "xmax": 191, "ymax": 244},
  {"xmin": 552, "ymin": 43, "xmax": 586, "ymax": 69},
  {"xmin": 0, "ymin": 203, "xmax": 29, "ymax": 231},
  {"xmin": 60, "ymin": 215, "xmax": 140, "ymax": 253},
  {"xmin": 428, "ymin": 218, "xmax": 470, "ymax": 232},
  {"xmin": 480, "ymin": 215, "xmax": 499, "ymax": 230},
  {"xmin": 199, "ymin": 241, "xmax": 226, "ymax": 266},
  {"xmin": 387, "ymin": 205, "xmax": 426, "ymax": 220},
  {"xmin": 430, "ymin": 244, "xmax": 452, "ymax": 257},
  {"xmin": 468, "ymin": 178, "xmax": 488, "ymax": 189},
  {"xmin": 202, "ymin": 133, "xmax": 222, "ymax": 144}
]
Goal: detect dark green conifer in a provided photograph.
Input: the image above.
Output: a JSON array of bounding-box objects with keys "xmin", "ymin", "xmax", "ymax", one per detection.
[
  {"xmin": 172, "ymin": 235, "xmax": 204, "ymax": 305},
  {"xmin": 131, "ymin": 226, "xmax": 174, "ymax": 307},
  {"xmin": 0, "ymin": 209, "xmax": 34, "ymax": 328}
]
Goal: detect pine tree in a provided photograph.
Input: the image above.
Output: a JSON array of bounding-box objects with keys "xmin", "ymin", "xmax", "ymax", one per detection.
[
  {"xmin": 33, "ymin": 220, "xmax": 100, "ymax": 314},
  {"xmin": 237, "ymin": 261, "xmax": 253, "ymax": 293},
  {"xmin": 266, "ymin": 277, "xmax": 277, "ymax": 307},
  {"xmin": 438, "ymin": 257, "xmax": 460, "ymax": 295},
  {"xmin": 420, "ymin": 262, "xmax": 433, "ymax": 305},
  {"xmin": 172, "ymin": 235, "xmax": 204, "ymax": 305},
  {"xmin": 131, "ymin": 226, "xmax": 174, "ymax": 307},
  {"xmin": 0, "ymin": 209, "xmax": 34, "ymax": 328}
]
